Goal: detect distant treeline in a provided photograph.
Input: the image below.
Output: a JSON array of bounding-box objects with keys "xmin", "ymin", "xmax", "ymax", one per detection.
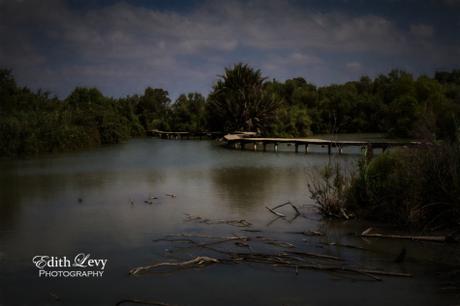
[{"xmin": 1, "ymin": 65, "xmax": 460, "ymax": 157}]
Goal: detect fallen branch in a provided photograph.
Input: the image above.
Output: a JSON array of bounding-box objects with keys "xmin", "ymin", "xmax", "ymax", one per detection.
[
  {"xmin": 138, "ymin": 234, "xmax": 413, "ymax": 281},
  {"xmin": 361, "ymin": 227, "xmax": 454, "ymax": 243},
  {"xmin": 265, "ymin": 206, "xmax": 286, "ymax": 217},
  {"xmin": 286, "ymin": 251, "xmax": 342, "ymax": 261},
  {"xmin": 116, "ymin": 299, "xmax": 178, "ymax": 306},
  {"xmin": 184, "ymin": 214, "xmax": 251, "ymax": 227},
  {"xmin": 256, "ymin": 236, "xmax": 295, "ymax": 248},
  {"xmin": 287, "ymin": 230, "xmax": 324, "ymax": 236},
  {"xmin": 266, "ymin": 201, "xmax": 301, "ymax": 217},
  {"xmin": 321, "ymin": 242, "xmax": 369, "ymax": 252},
  {"xmin": 130, "ymin": 256, "xmax": 219, "ymax": 275}
]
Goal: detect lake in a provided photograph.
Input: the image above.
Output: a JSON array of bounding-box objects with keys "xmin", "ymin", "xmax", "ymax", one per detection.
[{"xmin": 0, "ymin": 138, "xmax": 458, "ymax": 305}]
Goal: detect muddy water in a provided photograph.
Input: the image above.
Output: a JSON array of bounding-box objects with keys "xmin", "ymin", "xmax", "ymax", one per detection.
[{"xmin": 0, "ymin": 138, "xmax": 458, "ymax": 305}]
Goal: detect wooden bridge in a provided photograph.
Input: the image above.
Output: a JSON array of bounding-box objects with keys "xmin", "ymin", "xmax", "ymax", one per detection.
[
  {"xmin": 150, "ymin": 129, "xmax": 224, "ymax": 140},
  {"xmin": 150, "ymin": 129, "xmax": 426, "ymax": 156},
  {"xmin": 223, "ymin": 134, "xmax": 425, "ymax": 155}
]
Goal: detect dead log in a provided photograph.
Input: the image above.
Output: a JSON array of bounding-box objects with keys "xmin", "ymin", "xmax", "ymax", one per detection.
[
  {"xmin": 288, "ymin": 263, "xmax": 411, "ymax": 279},
  {"xmin": 129, "ymin": 256, "xmax": 219, "ymax": 275},
  {"xmin": 116, "ymin": 299, "xmax": 178, "ymax": 306},
  {"xmin": 286, "ymin": 251, "xmax": 342, "ymax": 261},
  {"xmin": 184, "ymin": 214, "xmax": 252, "ymax": 227},
  {"xmin": 361, "ymin": 227, "xmax": 454, "ymax": 243},
  {"xmin": 256, "ymin": 236, "xmax": 295, "ymax": 248},
  {"xmin": 287, "ymin": 230, "xmax": 324, "ymax": 236}
]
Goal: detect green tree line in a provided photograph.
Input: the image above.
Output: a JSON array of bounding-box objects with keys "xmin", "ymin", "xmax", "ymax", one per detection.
[{"xmin": 1, "ymin": 64, "xmax": 460, "ymax": 157}]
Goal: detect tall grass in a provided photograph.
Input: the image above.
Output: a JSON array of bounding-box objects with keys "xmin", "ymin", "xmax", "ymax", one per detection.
[{"xmin": 307, "ymin": 161, "xmax": 353, "ymax": 219}]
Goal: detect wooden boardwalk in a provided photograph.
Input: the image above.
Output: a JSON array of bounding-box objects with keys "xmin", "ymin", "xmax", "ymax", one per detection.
[
  {"xmin": 150, "ymin": 129, "xmax": 224, "ymax": 139},
  {"xmin": 150, "ymin": 129, "xmax": 426, "ymax": 155},
  {"xmin": 223, "ymin": 134, "xmax": 424, "ymax": 155}
]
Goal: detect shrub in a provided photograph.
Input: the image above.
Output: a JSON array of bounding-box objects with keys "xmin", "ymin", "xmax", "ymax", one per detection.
[
  {"xmin": 310, "ymin": 145, "xmax": 460, "ymax": 230},
  {"xmin": 307, "ymin": 161, "xmax": 352, "ymax": 219}
]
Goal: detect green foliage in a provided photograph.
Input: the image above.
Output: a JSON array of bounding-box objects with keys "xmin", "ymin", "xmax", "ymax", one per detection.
[
  {"xmin": 344, "ymin": 146, "xmax": 460, "ymax": 228},
  {"xmin": 169, "ymin": 93, "xmax": 207, "ymax": 132},
  {"xmin": 0, "ymin": 70, "xmax": 148, "ymax": 157},
  {"xmin": 310, "ymin": 145, "xmax": 460, "ymax": 229},
  {"xmin": 269, "ymin": 105, "xmax": 312, "ymax": 137},
  {"xmin": 307, "ymin": 162, "xmax": 351, "ymax": 218},
  {"xmin": 2, "ymin": 65, "xmax": 460, "ymax": 157},
  {"xmin": 136, "ymin": 87, "xmax": 171, "ymax": 130},
  {"xmin": 265, "ymin": 68, "xmax": 460, "ymax": 139},
  {"xmin": 207, "ymin": 63, "xmax": 280, "ymax": 133}
]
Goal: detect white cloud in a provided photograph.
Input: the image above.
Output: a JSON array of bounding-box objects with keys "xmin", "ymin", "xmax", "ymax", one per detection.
[
  {"xmin": 346, "ymin": 62, "xmax": 362, "ymax": 71},
  {"xmin": 410, "ymin": 24, "xmax": 434, "ymax": 39}
]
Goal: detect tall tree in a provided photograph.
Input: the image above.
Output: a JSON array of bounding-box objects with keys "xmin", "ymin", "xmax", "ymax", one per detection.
[{"xmin": 207, "ymin": 63, "xmax": 280, "ymax": 133}]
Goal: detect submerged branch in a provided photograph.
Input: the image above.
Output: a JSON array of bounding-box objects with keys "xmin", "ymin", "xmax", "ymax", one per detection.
[
  {"xmin": 361, "ymin": 227, "xmax": 455, "ymax": 243},
  {"xmin": 116, "ymin": 299, "xmax": 178, "ymax": 306},
  {"xmin": 266, "ymin": 201, "xmax": 302, "ymax": 218},
  {"xmin": 129, "ymin": 256, "xmax": 220, "ymax": 275},
  {"xmin": 184, "ymin": 214, "xmax": 252, "ymax": 227}
]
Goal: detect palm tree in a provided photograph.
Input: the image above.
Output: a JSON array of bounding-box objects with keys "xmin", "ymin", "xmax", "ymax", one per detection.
[{"xmin": 207, "ymin": 63, "xmax": 280, "ymax": 133}]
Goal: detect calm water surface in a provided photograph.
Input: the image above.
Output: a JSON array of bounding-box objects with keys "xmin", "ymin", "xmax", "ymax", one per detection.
[{"xmin": 0, "ymin": 138, "xmax": 458, "ymax": 305}]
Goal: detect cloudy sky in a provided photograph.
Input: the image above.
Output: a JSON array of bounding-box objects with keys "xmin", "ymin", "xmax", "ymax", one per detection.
[{"xmin": 0, "ymin": 0, "xmax": 459, "ymax": 99}]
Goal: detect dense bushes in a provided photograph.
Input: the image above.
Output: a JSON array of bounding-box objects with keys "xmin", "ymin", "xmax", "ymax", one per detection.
[
  {"xmin": 310, "ymin": 145, "xmax": 460, "ymax": 230},
  {"xmin": 0, "ymin": 72, "xmax": 144, "ymax": 157}
]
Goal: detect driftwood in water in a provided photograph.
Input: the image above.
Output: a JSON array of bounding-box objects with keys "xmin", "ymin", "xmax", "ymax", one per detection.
[
  {"xmin": 129, "ymin": 253, "xmax": 411, "ymax": 281},
  {"xmin": 155, "ymin": 233, "xmax": 295, "ymax": 250},
  {"xmin": 184, "ymin": 214, "xmax": 251, "ymax": 227},
  {"xmin": 130, "ymin": 256, "xmax": 219, "ymax": 275},
  {"xmin": 286, "ymin": 250, "xmax": 342, "ymax": 261},
  {"xmin": 265, "ymin": 206, "xmax": 286, "ymax": 217},
  {"xmin": 266, "ymin": 201, "xmax": 301, "ymax": 218},
  {"xmin": 135, "ymin": 234, "xmax": 413, "ymax": 281},
  {"xmin": 321, "ymin": 242, "xmax": 370, "ymax": 252},
  {"xmin": 256, "ymin": 236, "xmax": 295, "ymax": 248},
  {"xmin": 361, "ymin": 227, "xmax": 454, "ymax": 243},
  {"xmin": 287, "ymin": 230, "xmax": 325, "ymax": 236},
  {"xmin": 116, "ymin": 299, "xmax": 178, "ymax": 306}
]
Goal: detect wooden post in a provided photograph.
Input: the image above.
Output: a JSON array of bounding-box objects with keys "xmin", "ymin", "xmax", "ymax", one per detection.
[
  {"xmin": 328, "ymin": 143, "xmax": 331, "ymax": 155},
  {"xmin": 366, "ymin": 143, "xmax": 373, "ymax": 162},
  {"xmin": 240, "ymin": 141, "xmax": 244, "ymax": 150},
  {"xmin": 234, "ymin": 142, "xmax": 238, "ymax": 149},
  {"xmin": 263, "ymin": 143, "xmax": 267, "ymax": 152},
  {"xmin": 338, "ymin": 146, "xmax": 343, "ymax": 154},
  {"xmin": 274, "ymin": 143, "xmax": 278, "ymax": 152},
  {"xmin": 253, "ymin": 142, "xmax": 257, "ymax": 151},
  {"xmin": 295, "ymin": 143, "xmax": 299, "ymax": 153},
  {"xmin": 305, "ymin": 144, "xmax": 309, "ymax": 154}
]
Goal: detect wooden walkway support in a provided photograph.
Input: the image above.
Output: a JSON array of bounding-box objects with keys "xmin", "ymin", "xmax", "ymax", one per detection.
[
  {"xmin": 150, "ymin": 130, "xmax": 427, "ymax": 156},
  {"xmin": 222, "ymin": 134, "xmax": 425, "ymax": 156},
  {"xmin": 150, "ymin": 130, "xmax": 224, "ymax": 140}
]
